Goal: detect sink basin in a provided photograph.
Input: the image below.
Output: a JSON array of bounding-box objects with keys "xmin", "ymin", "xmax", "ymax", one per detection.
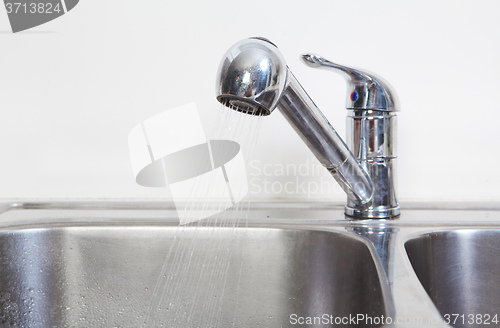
[
  {"xmin": 405, "ymin": 230, "xmax": 500, "ymax": 328},
  {"xmin": 0, "ymin": 205, "xmax": 389, "ymax": 327}
]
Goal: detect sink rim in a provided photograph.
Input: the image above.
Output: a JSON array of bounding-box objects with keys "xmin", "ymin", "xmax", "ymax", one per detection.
[{"xmin": 2, "ymin": 200, "xmax": 500, "ymax": 227}]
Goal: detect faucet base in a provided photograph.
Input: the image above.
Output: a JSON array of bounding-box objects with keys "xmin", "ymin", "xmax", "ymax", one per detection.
[{"xmin": 345, "ymin": 206, "xmax": 401, "ymax": 220}]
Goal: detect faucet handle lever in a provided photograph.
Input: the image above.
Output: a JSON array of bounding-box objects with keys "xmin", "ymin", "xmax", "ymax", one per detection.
[{"xmin": 301, "ymin": 54, "xmax": 399, "ymax": 112}]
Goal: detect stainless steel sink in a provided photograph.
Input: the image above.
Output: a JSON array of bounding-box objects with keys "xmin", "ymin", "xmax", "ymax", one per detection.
[
  {"xmin": 1, "ymin": 202, "xmax": 500, "ymax": 327},
  {"xmin": 405, "ymin": 230, "xmax": 500, "ymax": 328},
  {"xmin": 0, "ymin": 203, "xmax": 390, "ymax": 328}
]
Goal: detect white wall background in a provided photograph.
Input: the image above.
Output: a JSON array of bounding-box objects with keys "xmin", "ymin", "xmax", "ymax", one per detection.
[{"xmin": 0, "ymin": 0, "xmax": 499, "ymax": 202}]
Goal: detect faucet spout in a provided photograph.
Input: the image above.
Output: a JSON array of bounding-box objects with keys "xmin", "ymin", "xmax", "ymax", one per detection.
[{"xmin": 278, "ymin": 71, "xmax": 374, "ymax": 205}]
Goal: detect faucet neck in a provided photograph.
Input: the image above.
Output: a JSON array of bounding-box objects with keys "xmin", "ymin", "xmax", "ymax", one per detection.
[{"xmin": 278, "ymin": 73, "xmax": 375, "ymax": 206}]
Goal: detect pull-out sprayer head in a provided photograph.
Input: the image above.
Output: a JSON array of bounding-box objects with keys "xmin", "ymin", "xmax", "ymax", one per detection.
[{"xmin": 216, "ymin": 37, "xmax": 288, "ymax": 116}]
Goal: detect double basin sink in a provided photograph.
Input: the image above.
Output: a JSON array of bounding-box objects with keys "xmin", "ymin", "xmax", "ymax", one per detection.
[{"xmin": 0, "ymin": 202, "xmax": 498, "ymax": 327}]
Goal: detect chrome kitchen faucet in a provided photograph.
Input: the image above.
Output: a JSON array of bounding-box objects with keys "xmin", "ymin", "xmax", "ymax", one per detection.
[{"xmin": 216, "ymin": 37, "xmax": 399, "ymax": 219}]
